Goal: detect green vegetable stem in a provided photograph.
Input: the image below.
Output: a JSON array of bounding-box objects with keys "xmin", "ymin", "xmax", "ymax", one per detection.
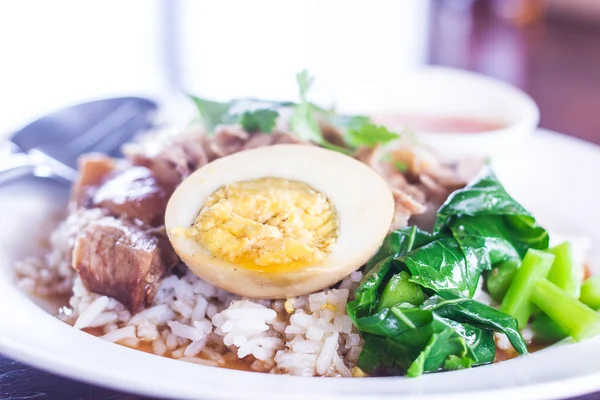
[
  {"xmin": 547, "ymin": 241, "xmax": 581, "ymax": 298},
  {"xmin": 377, "ymin": 271, "xmax": 424, "ymax": 311},
  {"xmin": 530, "ymin": 313, "xmax": 569, "ymax": 344},
  {"xmin": 529, "ymin": 241, "xmax": 582, "ymax": 343},
  {"xmin": 531, "ymin": 278, "xmax": 600, "ymax": 341},
  {"xmin": 486, "ymin": 259, "xmax": 520, "ymax": 303},
  {"xmin": 500, "ymin": 249, "xmax": 555, "ymax": 328},
  {"xmin": 349, "ymin": 168, "xmax": 538, "ymax": 376},
  {"xmin": 580, "ymin": 276, "xmax": 600, "ymax": 309}
]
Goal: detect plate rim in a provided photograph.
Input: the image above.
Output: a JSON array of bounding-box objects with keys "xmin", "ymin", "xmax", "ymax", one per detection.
[{"xmin": 1, "ymin": 129, "xmax": 600, "ymax": 400}]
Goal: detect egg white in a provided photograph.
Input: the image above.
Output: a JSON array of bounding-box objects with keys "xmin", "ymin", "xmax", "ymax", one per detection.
[{"xmin": 165, "ymin": 144, "xmax": 394, "ymax": 298}]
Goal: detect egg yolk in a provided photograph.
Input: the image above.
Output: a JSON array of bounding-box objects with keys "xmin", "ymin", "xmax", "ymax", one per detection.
[{"xmin": 184, "ymin": 178, "xmax": 339, "ymax": 269}]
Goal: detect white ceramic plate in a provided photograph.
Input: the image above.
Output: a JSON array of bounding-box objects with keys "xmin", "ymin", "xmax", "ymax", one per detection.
[{"xmin": 1, "ymin": 130, "xmax": 599, "ymax": 400}]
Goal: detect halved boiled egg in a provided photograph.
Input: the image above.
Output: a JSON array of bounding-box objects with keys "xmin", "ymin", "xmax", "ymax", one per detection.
[{"xmin": 165, "ymin": 144, "xmax": 394, "ymax": 298}]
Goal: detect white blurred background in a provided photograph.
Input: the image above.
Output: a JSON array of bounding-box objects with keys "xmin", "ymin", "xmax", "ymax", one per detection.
[
  {"xmin": 0, "ymin": 0, "xmax": 430, "ymax": 134},
  {"xmin": 3, "ymin": 0, "xmax": 599, "ymax": 143}
]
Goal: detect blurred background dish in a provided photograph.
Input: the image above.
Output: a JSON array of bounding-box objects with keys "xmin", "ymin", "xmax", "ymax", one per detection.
[
  {"xmin": 1, "ymin": 0, "xmax": 599, "ymax": 144},
  {"xmin": 342, "ymin": 66, "xmax": 540, "ymax": 162},
  {"xmin": 1, "ymin": 1, "xmax": 600, "ymax": 399}
]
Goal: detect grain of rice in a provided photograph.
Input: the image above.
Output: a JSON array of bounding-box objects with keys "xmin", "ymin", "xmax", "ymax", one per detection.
[
  {"xmin": 179, "ymin": 357, "xmax": 219, "ymax": 367},
  {"xmin": 120, "ymin": 337, "xmax": 139, "ymax": 348},
  {"xmin": 184, "ymin": 339, "xmax": 207, "ymax": 357},
  {"xmin": 201, "ymin": 347, "xmax": 226, "ymax": 363},
  {"xmin": 74, "ymin": 296, "xmax": 109, "ymax": 329},
  {"xmin": 103, "ymin": 323, "xmax": 118, "ymax": 334},
  {"xmin": 173, "ymin": 300, "xmax": 194, "ymax": 318},
  {"xmin": 522, "ymin": 326, "xmax": 535, "ymax": 342},
  {"xmin": 316, "ymin": 332, "xmax": 339, "ymax": 375},
  {"xmin": 15, "ymin": 123, "xmax": 482, "ymax": 377},
  {"xmin": 165, "ymin": 333, "xmax": 178, "ymax": 350},
  {"xmin": 292, "ymin": 340, "xmax": 320, "ymax": 354},
  {"xmin": 17, "ymin": 183, "xmax": 366, "ymax": 377},
  {"xmin": 102, "ymin": 325, "xmax": 136, "ymax": 343},
  {"xmin": 347, "ymin": 346, "xmax": 362, "ymax": 362},
  {"xmin": 88, "ymin": 311, "xmax": 118, "ymax": 328},
  {"xmin": 171, "ymin": 347, "xmax": 185, "ymax": 358},
  {"xmin": 494, "ymin": 333, "xmax": 511, "ymax": 351},
  {"xmin": 192, "ymin": 297, "xmax": 208, "ymax": 322},
  {"xmin": 167, "ymin": 320, "xmax": 211, "ymax": 342},
  {"xmin": 136, "ymin": 320, "xmax": 160, "ymax": 341},
  {"xmin": 251, "ymin": 359, "xmax": 267, "ymax": 371},
  {"xmin": 334, "ymin": 352, "xmax": 352, "ymax": 377},
  {"xmin": 152, "ymin": 337, "xmax": 167, "ymax": 356},
  {"xmin": 306, "ymin": 326, "xmax": 325, "ymax": 341}
]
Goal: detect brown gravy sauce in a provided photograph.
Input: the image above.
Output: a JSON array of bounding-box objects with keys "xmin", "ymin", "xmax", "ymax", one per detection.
[
  {"xmin": 80, "ymin": 325, "xmax": 552, "ymax": 373},
  {"xmin": 495, "ymin": 341, "xmax": 550, "ymax": 363},
  {"xmin": 82, "ymin": 327, "xmax": 256, "ymax": 372}
]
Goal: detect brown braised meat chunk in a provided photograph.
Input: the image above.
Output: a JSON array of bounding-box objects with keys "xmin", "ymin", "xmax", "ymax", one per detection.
[
  {"xmin": 125, "ymin": 127, "xmax": 307, "ymax": 190},
  {"xmin": 71, "ymin": 153, "xmax": 118, "ymax": 206},
  {"xmin": 72, "ymin": 217, "xmax": 177, "ymax": 313},
  {"xmin": 91, "ymin": 166, "xmax": 171, "ymax": 226}
]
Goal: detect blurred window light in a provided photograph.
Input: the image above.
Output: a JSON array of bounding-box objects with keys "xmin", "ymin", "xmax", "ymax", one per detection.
[{"xmin": 0, "ymin": 0, "xmax": 431, "ymax": 133}]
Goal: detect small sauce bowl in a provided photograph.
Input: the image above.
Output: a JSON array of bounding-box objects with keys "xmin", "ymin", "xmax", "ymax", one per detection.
[{"xmin": 338, "ymin": 67, "xmax": 540, "ymax": 163}]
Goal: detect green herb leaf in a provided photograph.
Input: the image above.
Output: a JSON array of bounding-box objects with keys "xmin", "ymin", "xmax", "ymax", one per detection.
[
  {"xmin": 239, "ymin": 109, "xmax": 279, "ymax": 133},
  {"xmin": 349, "ymin": 166, "xmax": 543, "ymax": 377},
  {"xmin": 289, "ymin": 102, "xmax": 323, "ymax": 142},
  {"xmin": 435, "ymin": 167, "xmax": 549, "ymax": 252},
  {"xmin": 450, "ymin": 215, "xmax": 522, "ymax": 265},
  {"xmin": 365, "ymin": 226, "xmax": 436, "ymax": 274},
  {"xmin": 377, "ymin": 271, "xmax": 425, "ymax": 312},
  {"xmin": 443, "ymin": 354, "xmax": 474, "ymax": 371},
  {"xmin": 402, "ymin": 238, "xmax": 474, "ymax": 296},
  {"xmin": 357, "ymin": 314, "xmax": 495, "ymax": 376},
  {"xmin": 406, "ymin": 325, "xmax": 469, "ymax": 377},
  {"xmin": 190, "ymin": 95, "xmax": 232, "ymax": 134},
  {"xmin": 347, "ymin": 123, "xmax": 400, "ymax": 148},
  {"xmin": 289, "ymin": 70, "xmax": 353, "ymax": 154},
  {"xmin": 394, "ymin": 161, "xmax": 408, "ymax": 173},
  {"xmin": 296, "ymin": 69, "xmax": 314, "ymax": 102},
  {"xmin": 348, "ymin": 257, "xmax": 395, "ymax": 319},
  {"xmin": 290, "ymin": 70, "xmax": 322, "ymax": 143},
  {"xmin": 486, "ymin": 259, "xmax": 520, "ymax": 303},
  {"xmin": 327, "ymin": 114, "xmax": 371, "ymax": 131},
  {"xmin": 426, "ymin": 291, "xmax": 528, "ymax": 355}
]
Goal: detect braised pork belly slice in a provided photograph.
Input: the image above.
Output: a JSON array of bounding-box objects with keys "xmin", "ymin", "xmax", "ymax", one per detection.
[
  {"xmin": 72, "ymin": 154, "xmax": 171, "ymax": 226},
  {"xmin": 91, "ymin": 166, "xmax": 171, "ymax": 226},
  {"xmin": 72, "ymin": 217, "xmax": 177, "ymax": 313},
  {"xmin": 71, "ymin": 153, "xmax": 118, "ymax": 206}
]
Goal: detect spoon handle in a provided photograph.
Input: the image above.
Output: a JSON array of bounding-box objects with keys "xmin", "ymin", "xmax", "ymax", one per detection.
[{"xmin": 0, "ymin": 141, "xmax": 35, "ymax": 185}]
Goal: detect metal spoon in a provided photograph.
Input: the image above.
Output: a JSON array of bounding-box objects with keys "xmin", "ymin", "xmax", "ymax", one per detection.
[{"xmin": 0, "ymin": 97, "xmax": 157, "ymax": 185}]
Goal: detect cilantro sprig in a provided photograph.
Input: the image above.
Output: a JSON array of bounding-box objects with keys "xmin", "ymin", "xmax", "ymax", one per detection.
[
  {"xmin": 240, "ymin": 109, "xmax": 279, "ymax": 133},
  {"xmin": 189, "ymin": 70, "xmax": 401, "ymax": 150},
  {"xmin": 347, "ymin": 124, "xmax": 400, "ymax": 148}
]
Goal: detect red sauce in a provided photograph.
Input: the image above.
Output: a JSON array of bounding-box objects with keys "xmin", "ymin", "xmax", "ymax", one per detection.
[
  {"xmin": 584, "ymin": 264, "xmax": 592, "ymax": 281},
  {"xmin": 372, "ymin": 114, "xmax": 505, "ymax": 134}
]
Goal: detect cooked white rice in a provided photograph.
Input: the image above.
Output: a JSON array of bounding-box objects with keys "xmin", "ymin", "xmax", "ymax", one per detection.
[
  {"xmin": 17, "ymin": 209, "xmax": 364, "ymax": 377},
  {"xmin": 14, "ymin": 125, "xmax": 467, "ymax": 377}
]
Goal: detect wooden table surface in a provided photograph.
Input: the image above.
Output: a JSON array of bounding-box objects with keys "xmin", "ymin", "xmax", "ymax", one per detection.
[
  {"xmin": 430, "ymin": 0, "xmax": 600, "ymax": 145},
  {"xmin": 2, "ymin": 3, "xmax": 600, "ymax": 399}
]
